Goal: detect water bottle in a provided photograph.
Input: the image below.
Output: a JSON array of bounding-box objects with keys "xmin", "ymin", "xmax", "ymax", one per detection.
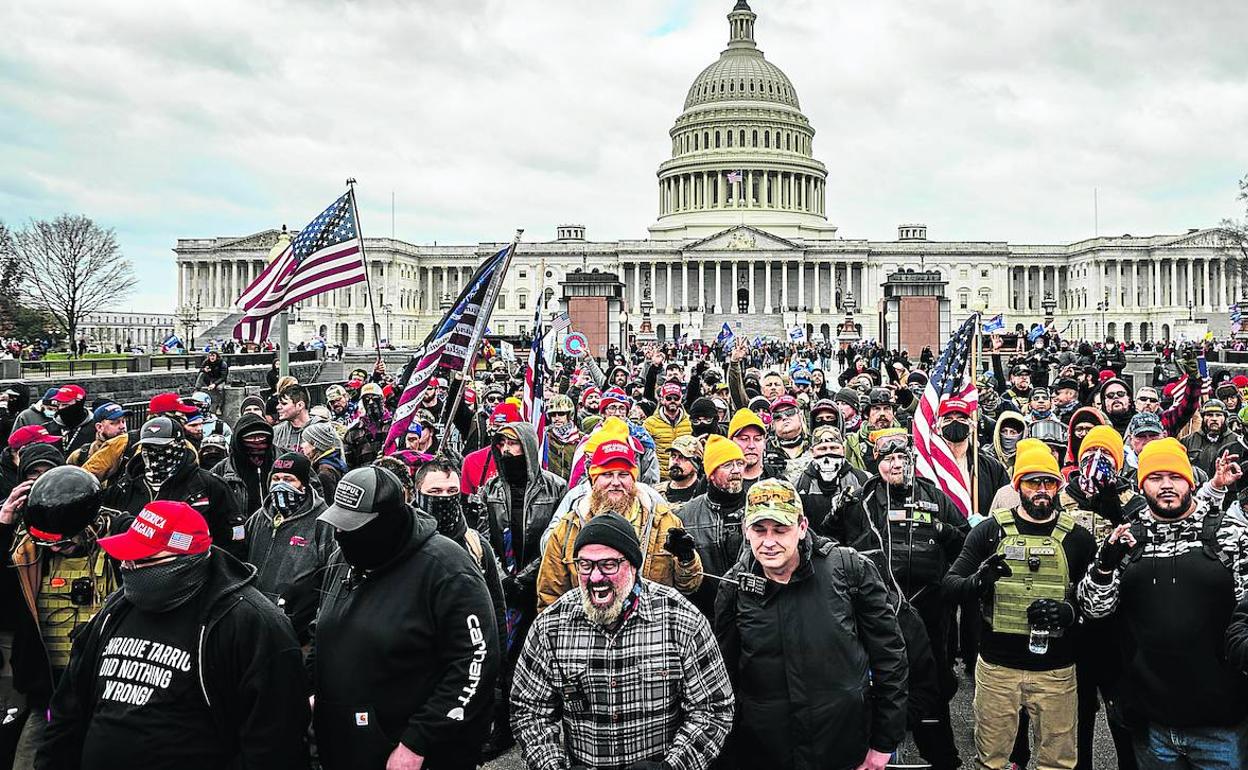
[{"xmin": 1029, "ymin": 627, "xmax": 1050, "ymax": 655}]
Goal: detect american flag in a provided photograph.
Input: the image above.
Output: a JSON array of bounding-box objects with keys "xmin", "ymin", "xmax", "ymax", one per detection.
[
  {"xmin": 913, "ymin": 314, "xmax": 980, "ymax": 519},
  {"xmin": 548, "ymin": 310, "xmax": 571, "ymax": 335},
  {"xmin": 726, "ymin": 170, "xmax": 743, "ymax": 184},
  {"xmin": 524, "ymin": 302, "xmax": 548, "ymax": 465},
  {"xmin": 384, "ymin": 243, "xmax": 515, "ymax": 454},
  {"xmin": 233, "ymin": 191, "xmax": 366, "ymax": 342}
]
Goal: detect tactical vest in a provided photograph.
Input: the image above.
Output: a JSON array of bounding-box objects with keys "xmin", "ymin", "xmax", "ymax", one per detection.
[
  {"xmin": 886, "ymin": 499, "xmax": 947, "ymax": 590},
  {"xmin": 37, "ymin": 548, "xmax": 114, "ymax": 670},
  {"xmin": 989, "ymin": 508, "xmax": 1075, "ymax": 636}
]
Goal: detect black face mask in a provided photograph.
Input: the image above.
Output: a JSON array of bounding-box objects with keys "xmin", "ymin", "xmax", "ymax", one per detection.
[
  {"xmin": 364, "ymin": 397, "xmax": 384, "ymax": 422},
  {"xmin": 691, "ymin": 421, "xmax": 719, "ymax": 437},
  {"xmin": 940, "ymin": 421, "xmax": 971, "ymax": 443},
  {"xmin": 270, "ymin": 480, "xmax": 308, "ymax": 516},
  {"xmin": 335, "ymin": 508, "xmax": 412, "ymax": 570},
  {"xmin": 199, "ymin": 449, "xmax": 227, "ymax": 469},
  {"xmin": 56, "ymin": 401, "xmax": 87, "ymax": 427},
  {"xmin": 144, "ymin": 444, "xmax": 184, "ymax": 486},
  {"xmin": 499, "ymin": 452, "xmax": 527, "ymax": 485},
  {"xmin": 122, "ymin": 551, "xmax": 211, "ymax": 613},
  {"xmin": 419, "ymin": 493, "xmax": 465, "ymax": 537}
]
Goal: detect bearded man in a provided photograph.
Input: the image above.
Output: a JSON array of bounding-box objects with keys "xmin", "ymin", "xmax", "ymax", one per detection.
[
  {"xmin": 512, "ymin": 513, "xmax": 734, "ymax": 770},
  {"xmin": 536, "ymin": 439, "xmax": 702, "ymax": 611}
]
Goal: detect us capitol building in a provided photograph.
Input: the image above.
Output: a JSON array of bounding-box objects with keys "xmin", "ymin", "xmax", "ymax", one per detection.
[{"xmin": 175, "ymin": 0, "xmax": 1240, "ymax": 350}]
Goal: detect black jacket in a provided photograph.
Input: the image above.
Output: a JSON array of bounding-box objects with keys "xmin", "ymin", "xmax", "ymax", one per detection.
[
  {"xmin": 715, "ymin": 533, "xmax": 908, "ymax": 770},
  {"xmin": 245, "ymin": 492, "xmax": 336, "ymax": 643},
  {"xmin": 794, "ymin": 459, "xmax": 868, "ymax": 539},
  {"xmin": 107, "ymin": 448, "xmax": 246, "ymax": 561},
  {"xmin": 679, "ymin": 486, "xmax": 747, "ymax": 616},
  {"xmin": 37, "ymin": 548, "xmax": 311, "ymax": 770},
  {"xmin": 836, "ymin": 476, "xmax": 968, "ymax": 603},
  {"xmin": 312, "ymin": 511, "xmax": 499, "ymax": 770}
]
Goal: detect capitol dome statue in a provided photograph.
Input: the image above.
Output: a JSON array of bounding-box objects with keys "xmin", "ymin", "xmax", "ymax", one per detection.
[{"xmin": 649, "ymin": 0, "xmax": 836, "ymax": 240}]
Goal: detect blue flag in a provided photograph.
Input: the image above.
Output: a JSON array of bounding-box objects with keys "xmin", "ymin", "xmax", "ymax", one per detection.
[
  {"xmin": 715, "ymin": 322, "xmax": 734, "ymax": 346},
  {"xmin": 160, "ymin": 334, "xmax": 183, "ymax": 351},
  {"xmin": 981, "ymin": 313, "xmax": 1005, "ymax": 334},
  {"xmin": 1027, "ymin": 323, "xmax": 1047, "ymax": 343}
]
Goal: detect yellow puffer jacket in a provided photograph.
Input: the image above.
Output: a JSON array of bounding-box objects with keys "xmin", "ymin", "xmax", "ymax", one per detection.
[
  {"xmin": 536, "ymin": 495, "xmax": 703, "ymax": 612},
  {"xmin": 642, "ymin": 410, "xmax": 692, "ymax": 480}
]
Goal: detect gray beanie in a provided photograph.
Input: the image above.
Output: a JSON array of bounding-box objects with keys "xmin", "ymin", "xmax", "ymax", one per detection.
[{"xmin": 302, "ymin": 421, "xmax": 342, "ymax": 453}]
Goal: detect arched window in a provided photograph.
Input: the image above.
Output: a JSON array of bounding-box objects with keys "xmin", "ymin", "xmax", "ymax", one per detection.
[
  {"xmin": 715, "ymin": 131, "xmax": 721, "ymax": 148},
  {"xmin": 739, "ymin": 129, "xmax": 745, "ymax": 145},
  {"xmin": 751, "ymin": 129, "xmax": 758, "ymax": 146},
  {"xmin": 727, "ymin": 132, "xmax": 733, "ymax": 147},
  {"xmin": 729, "ymin": 80, "xmax": 735, "ymax": 93},
  {"xmin": 785, "ymin": 134, "xmax": 791, "ymax": 150},
  {"xmin": 764, "ymin": 132, "xmax": 770, "ymax": 148}
]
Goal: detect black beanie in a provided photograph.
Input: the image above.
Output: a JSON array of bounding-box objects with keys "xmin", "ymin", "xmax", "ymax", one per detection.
[
  {"xmin": 240, "ymin": 395, "xmax": 266, "ymax": 415},
  {"xmin": 271, "ymin": 451, "xmax": 312, "ymax": 488},
  {"xmin": 689, "ymin": 397, "xmax": 718, "ymax": 421},
  {"xmin": 574, "ymin": 512, "xmax": 643, "ymax": 570}
]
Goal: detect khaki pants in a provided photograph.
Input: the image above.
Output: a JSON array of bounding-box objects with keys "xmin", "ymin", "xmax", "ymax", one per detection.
[{"xmin": 973, "ymin": 656, "xmax": 1077, "ymax": 770}]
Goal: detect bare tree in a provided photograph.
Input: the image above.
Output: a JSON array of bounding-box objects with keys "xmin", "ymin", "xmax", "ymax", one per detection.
[
  {"xmin": 1221, "ymin": 174, "xmax": 1248, "ymax": 303},
  {"xmin": 5, "ymin": 215, "xmax": 137, "ymax": 350}
]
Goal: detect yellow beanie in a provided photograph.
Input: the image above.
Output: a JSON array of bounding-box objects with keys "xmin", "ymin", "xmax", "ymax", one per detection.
[
  {"xmin": 1080, "ymin": 425, "xmax": 1124, "ymax": 471},
  {"xmin": 728, "ymin": 408, "xmax": 766, "ymax": 438},
  {"xmin": 703, "ymin": 434, "xmax": 746, "ymax": 476},
  {"xmin": 1137, "ymin": 437, "xmax": 1195, "ymax": 488},
  {"xmin": 582, "ymin": 417, "xmax": 630, "ymax": 459},
  {"xmin": 1011, "ymin": 438, "xmax": 1061, "ymax": 489}
]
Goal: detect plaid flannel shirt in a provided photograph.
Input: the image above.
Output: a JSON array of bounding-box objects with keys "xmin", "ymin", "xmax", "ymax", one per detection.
[{"xmin": 511, "ymin": 579, "xmax": 734, "ymax": 770}]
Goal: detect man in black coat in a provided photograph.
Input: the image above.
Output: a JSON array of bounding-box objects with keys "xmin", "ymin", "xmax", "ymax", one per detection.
[
  {"xmin": 715, "ymin": 479, "xmax": 907, "ymax": 770},
  {"xmin": 313, "ymin": 466, "xmax": 499, "ymax": 770},
  {"xmin": 38, "ymin": 501, "xmax": 310, "ymax": 769}
]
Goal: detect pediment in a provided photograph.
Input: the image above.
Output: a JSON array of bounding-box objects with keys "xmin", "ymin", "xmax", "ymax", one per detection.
[
  {"xmin": 1164, "ymin": 228, "xmax": 1238, "ymax": 249},
  {"xmin": 684, "ymin": 225, "xmax": 801, "ymax": 253},
  {"xmin": 219, "ymin": 229, "xmax": 288, "ymax": 251}
]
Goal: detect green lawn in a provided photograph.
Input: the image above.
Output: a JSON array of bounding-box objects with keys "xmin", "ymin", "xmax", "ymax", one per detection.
[{"xmin": 43, "ymin": 352, "xmax": 132, "ymax": 361}]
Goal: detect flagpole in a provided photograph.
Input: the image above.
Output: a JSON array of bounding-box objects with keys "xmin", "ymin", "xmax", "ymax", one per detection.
[
  {"xmin": 346, "ymin": 178, "xmax": 384, "ymax": 363},
  {"xmin": 439, "ymin": 229, "xmax": 523, "ymax": 440},
  {"xmin": 970, "ymin": 312, "xmax": 981, "ymax": 520}
]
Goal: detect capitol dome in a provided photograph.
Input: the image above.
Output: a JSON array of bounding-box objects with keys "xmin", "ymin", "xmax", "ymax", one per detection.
[{"xmin": 649, "ymin": 0, "xmax": 834, "ymax": 241}]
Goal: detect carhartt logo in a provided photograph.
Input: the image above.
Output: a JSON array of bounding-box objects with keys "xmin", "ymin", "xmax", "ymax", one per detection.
[{"xmin": 335, "ymin": 482, "xmax": 365, "ymax": 509}]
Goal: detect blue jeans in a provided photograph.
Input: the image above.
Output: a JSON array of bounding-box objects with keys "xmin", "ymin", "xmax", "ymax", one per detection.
[{"xmin": 1134, "ymin": 720, "xmax": 1248, "ymax": 770}]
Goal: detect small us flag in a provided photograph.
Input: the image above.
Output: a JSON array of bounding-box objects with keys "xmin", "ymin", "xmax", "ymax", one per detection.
[
  {"xmin": 167, "ymin": 531, "xmax": 194, "ymax": 551},
  {"xmin": 726, "ymin": 170, "xmax": 743, "ymax": 184}
]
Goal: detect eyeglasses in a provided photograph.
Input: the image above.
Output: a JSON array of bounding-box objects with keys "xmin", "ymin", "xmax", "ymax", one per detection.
[
  {"xmin": 1019, "ymin": 477, "xmax": 1060, "ymax": 492},
  {"xmin": 572, "ymin": 557, "xmax": 624, "ymax": 576},
  {"xmin": 1104, "ymin": 391, "xmax": 1128, "ymax": 400}
]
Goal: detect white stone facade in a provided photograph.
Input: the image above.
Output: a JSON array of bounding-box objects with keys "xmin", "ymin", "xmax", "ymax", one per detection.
[
  {"xmin": 173, "ymin": 1, "xmax": 1240, "ymax": 347},
  {"xmin": 79, "ymin": 311, "xmax": 178, "ymax": 349}
]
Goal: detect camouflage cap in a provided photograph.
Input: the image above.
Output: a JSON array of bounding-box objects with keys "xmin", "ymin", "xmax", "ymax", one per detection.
[
  {"xmin": 744, "ymin": 478, "xmax": 804, "ymax": 527},
  {"xmin": 669, "ymin": 434, "xmax": 704, "ymax": 460}
]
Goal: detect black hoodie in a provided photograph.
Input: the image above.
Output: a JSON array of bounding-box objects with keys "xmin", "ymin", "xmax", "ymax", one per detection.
[
  {"xmin": 213, "ymin": 414, "xmax": 275, "ymax": 518},
  {"xmin": 38, "ymin": 548, "xmax": 311, "ymax": 770},
  {"xmin": 312, "ymin": 510, "xmax": 499, "ymax": 770}
]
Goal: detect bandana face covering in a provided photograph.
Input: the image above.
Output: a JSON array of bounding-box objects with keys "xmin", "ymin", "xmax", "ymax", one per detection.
[
  {"xmin": 418, "ymin": 493, "xmax": 466, "ymax": 537},
  {"xmin": 363, "ymin": 397, "xmax": 384, "ymax": 423},
  {"xmin": 122, "ymin": 551, "xmax": 211, "ymax": 613},
  {"xmin": 270, "ymin": 480, "xmax": 307, "ymax": 516},
  {"xmin": 815, "ymin": 455, "xmax": 843, "ymax": 481},
  {"xmin": 1078, "ymin": 449, "xmax": 1116, "ymax": 497},
  {"xmin": 144, "ymin": 445, "xmax": 183, "ymax": 486}
]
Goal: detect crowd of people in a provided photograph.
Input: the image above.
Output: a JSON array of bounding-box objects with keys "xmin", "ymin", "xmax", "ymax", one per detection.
[{"xmin": 1, "ymin": 332, "xmax": 1248, "ymax": 770}]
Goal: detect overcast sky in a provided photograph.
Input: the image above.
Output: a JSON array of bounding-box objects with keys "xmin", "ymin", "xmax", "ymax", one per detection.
[{"xmin": 3, "ymin": 0, "xmax": 1247, "ymax": 313}]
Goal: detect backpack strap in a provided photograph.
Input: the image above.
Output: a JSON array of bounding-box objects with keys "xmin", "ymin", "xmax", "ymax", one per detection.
[{"xmin": 1199, "ymin": 509, "xmax": 1233, "ymax": 569}]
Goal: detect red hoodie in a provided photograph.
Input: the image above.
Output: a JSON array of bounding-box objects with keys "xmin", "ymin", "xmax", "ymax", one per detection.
[{"xmin": 460, "ymin": 445, "xmax": 497, "ymax": 495}]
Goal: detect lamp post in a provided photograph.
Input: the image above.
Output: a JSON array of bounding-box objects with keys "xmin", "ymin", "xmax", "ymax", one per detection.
[
  {"xmin": 176, "ymin": 292, "xmax": 203, "ymax": 352},
  {"xmin": 380, "ymin": 302, "xmax": 393, "ymax": 348},
  {"xmin": 1188, "ymin": 300, "xmax": 1194, "ymax": 322},
  {"xmin": 1042, "ymin": 291, "xmax": 1056, "ymax": 326},
  {"xmin": 1096, "ymin": 288, "xmax": 1110, "ymax": 341}
]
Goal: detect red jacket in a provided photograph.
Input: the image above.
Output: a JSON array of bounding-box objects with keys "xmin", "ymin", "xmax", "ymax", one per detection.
[{"xmin": 460, "ymin": 445, "xmax": 497, "ymax": 495}]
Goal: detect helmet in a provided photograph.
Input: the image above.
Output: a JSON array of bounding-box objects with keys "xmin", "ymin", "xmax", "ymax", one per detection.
[
  {"xmin": 189, "ymin": 391, "xmax": 212, "ymax": 409},
  {"xmin": 547, "ymin": 394, "xmax": 574, "ymax": 415},
  {"xmin": 1026, "ymin": 418, "xmax": 1068, "ymax": 447},
  {"xmin": 867, "ymin": 388, "xmax": 896, "ymax": 408},
  {"xmin": 24, "ymin": 465, "xmax": 102, "ymax": 543}
]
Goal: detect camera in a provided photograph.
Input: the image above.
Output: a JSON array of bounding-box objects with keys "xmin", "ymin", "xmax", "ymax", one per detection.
[{"xmin": 70, "ymin": 577, "xmax": 94, "ymax": 607}]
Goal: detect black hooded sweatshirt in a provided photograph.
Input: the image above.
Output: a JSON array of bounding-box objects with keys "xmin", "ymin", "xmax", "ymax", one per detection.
[
  {"xmin": 38, "ymin": 548, "xmax": 311, "ymax": 770},
  {"xmin": 212, "ymin": 414, "xmax": 275, "ymax": 518},
  {"xmin": 312, "ymin": 511, "xmax": 499, "ymax": 770}
]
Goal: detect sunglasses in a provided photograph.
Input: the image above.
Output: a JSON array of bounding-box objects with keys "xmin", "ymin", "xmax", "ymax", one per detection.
[
  {"xmin": 1104, "ymin": 391, "xmax": 1128, "ymax": 400},
  {"xmin": 1137, "ymin": 396, "xmax": 1159, "ymax": 403},
  {"xmin": 663, "ymin": 395, "xmax": 682, "ymax": 402},
  {"xmin": 1020, "ymin": 477, "xmax": 1060, "ymax": 492},
  {"xmin": 773, "ymin": 409, "xmax": 798, "ymax": 420}
]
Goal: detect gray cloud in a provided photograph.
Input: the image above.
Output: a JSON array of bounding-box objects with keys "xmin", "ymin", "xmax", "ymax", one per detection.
[{"xmin": 1, "ymin": 0, "xmax": 1246, "ymax": 313}]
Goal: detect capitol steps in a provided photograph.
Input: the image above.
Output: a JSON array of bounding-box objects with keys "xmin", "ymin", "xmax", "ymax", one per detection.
[{"xmin": 194, "ymin": 312, "xmax": 245, "ymax": 348}]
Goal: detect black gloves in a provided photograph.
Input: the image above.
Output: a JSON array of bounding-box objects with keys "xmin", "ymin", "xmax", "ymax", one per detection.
[
  {"xmin": 1027, "ymin": 598, "xmax": 1076, "ymax": 630},
  {"xmin": 663, "ymin": 527, "xmax": 697, "ymax": 562},
  {"xmin": 501, "ymin": 574, "xmax": 522, "ymax": 604},
  {"xmin": 1095, "ymin": 535, "xmax": 1132, "ymax": 575},
  {"xmin": 973, "ymin": 553, "xmax": 1013, "ymax": 595}
]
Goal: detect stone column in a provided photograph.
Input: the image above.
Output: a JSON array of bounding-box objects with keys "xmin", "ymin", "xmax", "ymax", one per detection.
[
  {"xmin": 665, "ymin": 263, "xmax": 673, "ymax": 312},
  {"xmin": 714, "ymin": 261, "xmax": 723, "ymax": 313},
  {"xmin": 781, "ymin": 262, "xmax": 789, "ymax": 311},
  {"xmin": 1204, "ymin": 258, "xmax": 1212, "ymax": 310},
  {"xmin": 798, "ymin": 260, "xmax": 806, "ymax": 311},
  {"xmin": 634, "ymin": 264, "xmax": 643, "ymax": 314},
  {"xmin": 1022, "ymin": 267, "xmax": 1030, "ymax": 312},
  {"xmin": 765, "ymin": 261, "xmax": 773, "ymax": 313},
  {"xmin": 747, "ymin": 261, "xmax": 757, "ymax": 313},
  {"xmin": 1185, "ymin": 259, "xmax": 1193, "ymax": 310},
  {"xmin": 682, "ymin": 261, "xmax": 689, "ymax": 310}
]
